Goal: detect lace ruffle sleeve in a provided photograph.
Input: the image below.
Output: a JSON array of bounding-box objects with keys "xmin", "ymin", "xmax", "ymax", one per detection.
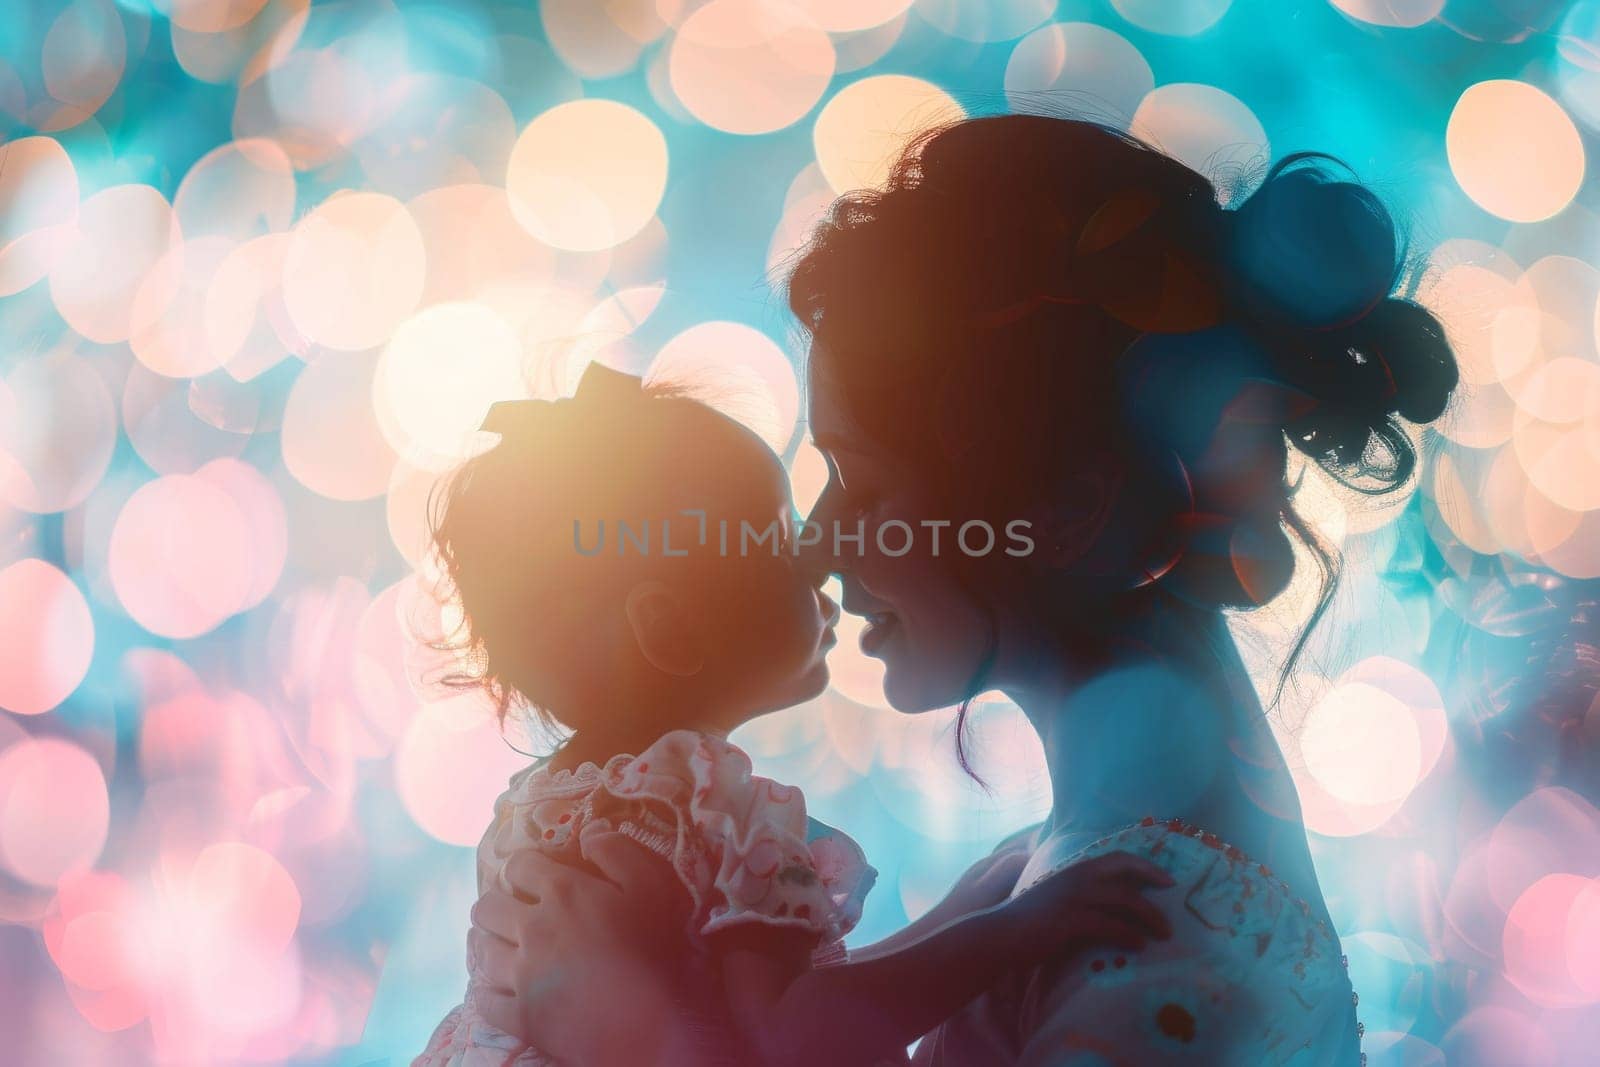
[{"xmin": 519, "ymin": 730, "xmax": 877, "ymax": 947}]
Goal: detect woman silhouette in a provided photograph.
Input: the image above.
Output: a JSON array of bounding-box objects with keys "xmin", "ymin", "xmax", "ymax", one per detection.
[{"xmin": 467, "ymin": 115, "xmax": 1459, "ymax": 1065}]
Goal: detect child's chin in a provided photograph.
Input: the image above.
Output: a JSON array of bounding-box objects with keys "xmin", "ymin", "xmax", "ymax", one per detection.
[
  {"xmin": 752, "ymin": 664, "xmax": 831, "ymax": 715},
  {"xmin": 783, "ymin": 662, "xmax": 830, "ymax": 706}
]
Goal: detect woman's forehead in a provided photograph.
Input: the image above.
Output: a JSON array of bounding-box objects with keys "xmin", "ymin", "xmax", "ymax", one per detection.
[
  {"xmin": 804, "ymin": 345, "xmax": 903, "ymax": 461},
  {"xmin": 807, "ymin": 402, "xmax": 892, "ymax": 468}
]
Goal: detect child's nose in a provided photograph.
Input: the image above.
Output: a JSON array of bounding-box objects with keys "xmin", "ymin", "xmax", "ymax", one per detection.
[{"xmin": 798, "ymin": 491, "xmax": 854, "ymax": 580}]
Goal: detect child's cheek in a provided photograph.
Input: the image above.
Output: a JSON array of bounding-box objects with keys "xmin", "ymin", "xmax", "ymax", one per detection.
[{"xmin": 789, "ymin": 585, "xmax": 824, "ymax": 656}]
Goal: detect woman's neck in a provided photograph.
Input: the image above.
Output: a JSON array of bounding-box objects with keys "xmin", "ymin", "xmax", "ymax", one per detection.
[{"xmin": 1006, "ymin": 597, "xmax": 1294, "ymax": 844}]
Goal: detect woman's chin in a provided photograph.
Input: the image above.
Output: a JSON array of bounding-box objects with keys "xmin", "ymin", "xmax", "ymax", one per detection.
[{"xmin": 881, "ymin": 669, "xmax": 960, "ymax": 714}]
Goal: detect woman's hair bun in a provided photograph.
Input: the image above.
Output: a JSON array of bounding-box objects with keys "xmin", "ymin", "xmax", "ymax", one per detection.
[
  {"xmin": 1226, "ymin": 153, "xmax": 1399, "ymax": 329},
  {"xmin": 1275, "ymin": 294, "xmax": 1458, "ymax": 491},
  {"xmin": 1347, "ymin": 297, "xmax": 1456, "ymax": 426},
  {"xmin": 1218, "ymin": 154, "xmax": 1458, "ymax": 491}
]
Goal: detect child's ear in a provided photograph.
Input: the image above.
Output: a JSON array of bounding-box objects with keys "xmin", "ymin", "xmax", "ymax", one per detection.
[{"xmin": 623, "ymin": 580, "xmax": 705, "ymax": 677}]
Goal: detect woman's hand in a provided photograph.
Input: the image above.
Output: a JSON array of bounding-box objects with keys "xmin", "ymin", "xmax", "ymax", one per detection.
[
  {"xmin": 992, "ymin": 849, "xmax": 1175, "ymax": 965},
  {"xmin": 468, "ymin": 831, "xmax": 713, "ymax": 1066}
]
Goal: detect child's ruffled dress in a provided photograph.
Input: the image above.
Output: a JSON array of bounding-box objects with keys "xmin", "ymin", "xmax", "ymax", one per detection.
[{"xmin": 415, "ymin": 729, "xmax": 877, "ymax": 1067}]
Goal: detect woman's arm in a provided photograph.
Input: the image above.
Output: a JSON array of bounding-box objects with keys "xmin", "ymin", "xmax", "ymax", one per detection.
[{"xmin": 718, "ymin": 851, "xmax": 1175, "ymax": 1067}]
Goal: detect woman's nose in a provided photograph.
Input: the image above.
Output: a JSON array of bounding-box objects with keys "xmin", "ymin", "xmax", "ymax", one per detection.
[{"xmin": 816, "ymin": 585, "xmax": 841, "ymax": 627}]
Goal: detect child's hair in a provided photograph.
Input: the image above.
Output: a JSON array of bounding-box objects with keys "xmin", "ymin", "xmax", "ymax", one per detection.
[{"xmin": 425, "ymin": 366, "xmax": 736, "ymax": 740}]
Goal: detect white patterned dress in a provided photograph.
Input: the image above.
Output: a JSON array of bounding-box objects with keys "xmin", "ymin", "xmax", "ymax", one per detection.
[{"xmin": 911, "ymin": 817, "xmax": 1365, "ymax": 1067}]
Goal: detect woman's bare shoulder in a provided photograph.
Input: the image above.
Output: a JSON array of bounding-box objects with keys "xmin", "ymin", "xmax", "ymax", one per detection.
[{"xmin": 992, "ymin": 820, "xmax": 1047, "ymax": 858}]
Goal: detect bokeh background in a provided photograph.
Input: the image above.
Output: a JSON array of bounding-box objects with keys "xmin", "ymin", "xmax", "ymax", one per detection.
[{"xmin": 1, "ymin": 0, "xmax": 1598, "ymax": 1063}]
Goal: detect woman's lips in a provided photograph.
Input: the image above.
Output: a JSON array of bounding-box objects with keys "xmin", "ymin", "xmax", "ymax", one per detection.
[{"xmin": 860, "ymin": 612, "xmax": 898, "ymax": 655}]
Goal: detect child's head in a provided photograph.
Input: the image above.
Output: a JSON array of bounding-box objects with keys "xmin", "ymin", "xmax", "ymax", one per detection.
[{"xmin": 428, "ymin": 363, "xmax": 838, "ymax": 742}]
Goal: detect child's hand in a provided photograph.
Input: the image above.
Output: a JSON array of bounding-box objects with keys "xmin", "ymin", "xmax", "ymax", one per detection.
[
  {"xmin": 923, "ymin": 847, "xmax": 1032, "ymax": 927},
  {"xmin": 990, "ymin": 849, "xmax": 1176, "ymax": 965},
  {"xmin": 847, "ymin": 845, "xmax": 1035, "ymax": 966}
]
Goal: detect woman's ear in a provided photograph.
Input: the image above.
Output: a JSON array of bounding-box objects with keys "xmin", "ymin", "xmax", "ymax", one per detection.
[
  {"xmin": 623, "ymin": 580, "xmax": 706, "ymax": 677},
  {"xmin": 1028, "ymin": 465, "xmax": 1123, "ymax": 567}
]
